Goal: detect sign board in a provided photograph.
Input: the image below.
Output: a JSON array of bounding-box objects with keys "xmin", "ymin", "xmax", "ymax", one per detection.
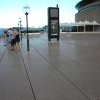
[
  {"xmin": 50, "ymin": 9, "xmax": 59, "ymax": 17},
  {"xmin": 48, "ymin": 6, "xmax": 59, "ymax": 41}
]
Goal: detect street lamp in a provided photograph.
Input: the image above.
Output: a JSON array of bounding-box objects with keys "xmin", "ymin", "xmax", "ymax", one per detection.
[
  {"xmin": 19, "ymin": 18, "xmax": 22, "ymax": 41},
  {"xmin": 18, "ymin": 23, "xmax": 19, "ymax": 30},
  {"xmin": 23, "ymin": 6, "xmax": 30, "ymax": 51}
]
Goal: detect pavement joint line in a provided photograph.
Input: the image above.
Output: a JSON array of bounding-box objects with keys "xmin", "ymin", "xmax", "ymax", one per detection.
[
  {"xmin": 29, "ymin": 40, "xmax": 91, "ymax": 100},
  {"xmin": 0, "ymin": 47, "xmax": 6, "ymax": 63},
  {"xmin": 20, "ymin": 50, "xmax": 37, "ymax": 100}
]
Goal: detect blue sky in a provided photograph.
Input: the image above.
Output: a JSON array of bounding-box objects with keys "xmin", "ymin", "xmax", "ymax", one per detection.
[{"xmin": 0, "ymin": 0, "xmax": 80, "ymax": 28}]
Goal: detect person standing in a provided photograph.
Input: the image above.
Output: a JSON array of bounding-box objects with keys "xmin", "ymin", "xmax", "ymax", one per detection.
[
  {"xmin": 4, "ymin": 31, "xmax": 8, "ymax": 46},
  {"xmin": 7, "ymin": 28, "xmax": 15, "ymax": 50},
  {"xmin": 13, "ymin": 28, "xmax": 20, "ymax": 52}
]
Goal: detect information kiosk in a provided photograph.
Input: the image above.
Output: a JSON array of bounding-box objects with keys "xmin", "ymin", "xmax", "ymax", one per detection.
[{"xmin": 48, "ymin": 5, "xmax": 59, "ymax": 41}]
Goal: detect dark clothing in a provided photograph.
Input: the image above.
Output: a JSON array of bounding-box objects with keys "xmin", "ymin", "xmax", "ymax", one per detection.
[
  {"xmin": 11, "ymin": 39, "xmax": 15, "ymax": 46},
  {"xmin": 15, "ymin": 34, "xmax": 20, "ymax": 42},
  {"xmin": 6, "ymin": 34, "xmax": 9, "ymax": 37}
]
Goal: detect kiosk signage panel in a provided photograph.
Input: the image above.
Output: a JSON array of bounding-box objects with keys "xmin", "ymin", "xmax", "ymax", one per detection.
[{"xmin": 48, "ymin": 6, "xmax": 59, "ymax": 41}]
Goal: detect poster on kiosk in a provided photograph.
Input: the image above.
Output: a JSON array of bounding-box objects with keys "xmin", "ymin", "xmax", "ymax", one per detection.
[{"xmin": 48, "ymin": 5, "xmax": 59, "ymax": 41}]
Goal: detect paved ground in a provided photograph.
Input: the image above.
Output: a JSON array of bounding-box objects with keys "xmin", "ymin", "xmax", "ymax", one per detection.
[{"xmin": 0, "ymin": 33, "xmax": 100, "ymax": 100}]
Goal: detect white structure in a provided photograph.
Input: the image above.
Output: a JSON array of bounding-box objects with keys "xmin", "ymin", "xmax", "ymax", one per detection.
[{"xmin": 60, "ymin": 21, "xmax": 100, "ymax": 32}]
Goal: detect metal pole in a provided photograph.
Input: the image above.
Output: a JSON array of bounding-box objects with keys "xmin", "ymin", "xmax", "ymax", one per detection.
[
  {"xmin": 19, "ymin": 20, "xmax": 22, "ymax": 41},
  {"xmin": 84, "ymin": 25, "xmax": 85, "ymax": 32},
  {"xmin": 26, "ymin": 12, "xmax": 30, "ymax": 51},
  {"xmin": 18, "ymin": 23, "xmax": 19, "ymax": 30}
]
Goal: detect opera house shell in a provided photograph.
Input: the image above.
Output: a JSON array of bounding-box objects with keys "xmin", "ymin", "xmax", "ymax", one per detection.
[{"xmin": 75, "ymin": 0, "xmax": 100, "ymax": 24}]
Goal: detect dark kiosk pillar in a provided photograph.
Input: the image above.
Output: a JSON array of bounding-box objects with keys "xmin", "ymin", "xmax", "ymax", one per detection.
[{"xmin": 48, "ymin": 5, "xmax": 59, "ymax": 41}]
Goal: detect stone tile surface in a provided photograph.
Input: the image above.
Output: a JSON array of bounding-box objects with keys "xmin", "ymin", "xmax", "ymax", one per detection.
[{"xmin": 0, "ymin": 33, "xmax": 100, "ymax": 100}]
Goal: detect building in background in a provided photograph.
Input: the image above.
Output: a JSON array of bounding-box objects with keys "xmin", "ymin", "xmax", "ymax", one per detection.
[
  {"xmin": 75, "ymin": 0, "xmax": 100, "ymax": 23},
  {"xmin": 75, "ymin": 0, "xmax": 100, "ymax": 32}
]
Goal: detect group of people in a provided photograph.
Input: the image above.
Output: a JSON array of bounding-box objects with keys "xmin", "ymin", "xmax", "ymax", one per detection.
[{"xmin": 4, "ymin": 27, "xmax": 20, "ymax": 52}]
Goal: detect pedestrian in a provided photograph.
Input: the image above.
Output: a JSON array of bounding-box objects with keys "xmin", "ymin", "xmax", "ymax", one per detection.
[
  {"xmin": 13, "ymin": 28, "xmax": 20, "ymax": 52},
  {"xmin": 7, "ymin": 28, "xmax": 15, "ymax": 50},
  {"xmin": 4, "ymin": 31, "xmax": 8, "ymax": 46}
]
